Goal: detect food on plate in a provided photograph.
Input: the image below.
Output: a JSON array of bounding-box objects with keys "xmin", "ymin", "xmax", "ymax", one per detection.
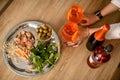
[
  {"xmin": 3, "ymin": 22, "xmax": 60, "ymax": 74},
  {"xmin": 14, "ymin": 30, "xmax": 35, "ymax": 49},
  {"xmin": 3, "ymin": 28, "xmax": 59, "ymax": 72},
  {"xmin": 4, "ymin": 42, "xmax": 30, "ymax": 61},
  {"xmin": 36, "ymin": 24, "xmax": 52, "ymax": 40},
  {"xmin": 30, "ymin": 41, "xmax": 60, "ymax": 72},
  {"xmin": 4, "ymin": 30, "xmax": 35, "ymax": 61},
  {"xmin": 13, "ymin": 30, "xmax": 35, "ymax": 60}
]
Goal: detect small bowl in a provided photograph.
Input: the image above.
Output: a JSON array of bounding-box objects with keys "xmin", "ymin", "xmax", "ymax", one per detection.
[{"xmin": 36, "ymin": 24, "xmax": 52, "ymax": 42}]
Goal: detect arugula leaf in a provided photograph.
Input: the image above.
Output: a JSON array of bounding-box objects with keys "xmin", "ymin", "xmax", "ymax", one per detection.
[{"xmin": 30, "ymin": 41, "xmax": 59, "ymax": 73}]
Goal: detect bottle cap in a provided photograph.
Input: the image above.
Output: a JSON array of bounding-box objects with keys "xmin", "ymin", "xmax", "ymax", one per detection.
[
  {"xmin": 94, "ymin": 24, "xmax": 110, "ymax": 41},
  {"xmin": 104, "ymin": 44, "xmax": 113, "ymax": 53},
  {"xmin": 102, "ymin": 24, "xmax": 110, "ymax": 31}
]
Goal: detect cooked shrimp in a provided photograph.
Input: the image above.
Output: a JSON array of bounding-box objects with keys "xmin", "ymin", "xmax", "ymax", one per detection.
[
  {"xmin": 26, "ymin": 32, "xmax": 32, "ymax": 39},
  {"xmin": 12, "ymin": 30, "xmax": 35, "ymax": 61}
]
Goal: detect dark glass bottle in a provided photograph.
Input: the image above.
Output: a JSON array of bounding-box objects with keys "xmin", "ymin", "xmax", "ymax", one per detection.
[
  {"xmin": 86, "ymin": 24, "xmax": 110, "ymax": 51},
  {"xmin": 87, "ymin": 44, "xmax": 113, "ymax": 68}
]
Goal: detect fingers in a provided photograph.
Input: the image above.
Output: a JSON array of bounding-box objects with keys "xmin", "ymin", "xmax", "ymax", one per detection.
[
  {"xmin": 79, "ymin": 14, "xmax": 100, "ymax": 26},
  {"xmin": 79, "ymin": 18, "xmax": 90, "ymax": 26}
]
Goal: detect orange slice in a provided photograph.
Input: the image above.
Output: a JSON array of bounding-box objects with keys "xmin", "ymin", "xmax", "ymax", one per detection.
[{"xmin": 72, "ymin": 31, "xmax": 79, "ymax": 42}]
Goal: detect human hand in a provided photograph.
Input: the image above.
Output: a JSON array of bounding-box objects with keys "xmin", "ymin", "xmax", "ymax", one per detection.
[{"xmin": 79, "ymin": 14, "xmax": 100, "ymax": 26}]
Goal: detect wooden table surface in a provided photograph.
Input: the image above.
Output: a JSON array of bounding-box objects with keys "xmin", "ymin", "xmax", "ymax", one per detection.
[{"xmin": 0, "ymin": 0, "xmax": 120, "ymax": 80}]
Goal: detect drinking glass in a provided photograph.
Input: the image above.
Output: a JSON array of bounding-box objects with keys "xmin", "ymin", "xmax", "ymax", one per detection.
[
  {"xmin": 61, "ymin": 22, "xmax": 89, "ymax": 47},
  {"xmin": 67, "ymin": 5, "xmax": 84, "ymax": 23}
]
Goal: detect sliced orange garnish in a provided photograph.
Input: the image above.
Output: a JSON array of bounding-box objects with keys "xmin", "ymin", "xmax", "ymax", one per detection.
[{"xmin": 72, "ymin": 31, "xmax": 79, "ymax": 42}]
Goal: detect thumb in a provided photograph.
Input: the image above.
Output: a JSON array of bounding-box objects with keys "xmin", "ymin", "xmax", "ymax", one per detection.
[{"xmin": 79, "ymin": 19, "xmax": 89, "ymax": 26}]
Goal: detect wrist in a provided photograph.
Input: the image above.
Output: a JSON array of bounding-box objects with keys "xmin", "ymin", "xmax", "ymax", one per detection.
[{"xmin": 95, "ymin": 10, "xmax": 103, "ymax": 20}]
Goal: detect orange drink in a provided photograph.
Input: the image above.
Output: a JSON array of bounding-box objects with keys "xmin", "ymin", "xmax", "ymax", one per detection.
[
  {"xmin": 67, "ymin": 5, "xmax": 84, "ymax": 23},
  {"xmin": 61, "ymin": 22, "xmax": 82, "ymax": 47}
]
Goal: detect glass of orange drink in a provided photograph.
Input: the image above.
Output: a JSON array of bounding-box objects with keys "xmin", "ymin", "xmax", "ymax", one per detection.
[
  {"xmin": 61, "ymin": 22, "xmax": 83, "ymax": 47},
  {"xmin": 67, "ymin": 5, "xmax": 84, "ymax": 23}
]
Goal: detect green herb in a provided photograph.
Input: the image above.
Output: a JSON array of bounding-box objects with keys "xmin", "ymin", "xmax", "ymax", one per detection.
[{"xmin": 30, "ymin": 41, "xmax": 60, "ymax": 73}]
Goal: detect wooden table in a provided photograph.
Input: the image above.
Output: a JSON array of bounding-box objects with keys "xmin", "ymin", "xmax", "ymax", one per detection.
[{"xmin": 0, "ymin": 0, "xmax": 120, "ymax": 80}]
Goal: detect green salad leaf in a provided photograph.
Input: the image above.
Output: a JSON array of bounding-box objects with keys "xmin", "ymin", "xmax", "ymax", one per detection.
[{"xmin": 30, "ymin": 41, "xmax": 60, "ymax": 72}]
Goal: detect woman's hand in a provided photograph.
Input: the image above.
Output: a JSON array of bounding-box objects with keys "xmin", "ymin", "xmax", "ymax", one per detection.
[
  {"xmin": 79, "ymin": 14, "xmax": 100, "ymax": 26},
  {"xmin": 79, "ymin": 2, "xmax": 119, "ymax": 27}
]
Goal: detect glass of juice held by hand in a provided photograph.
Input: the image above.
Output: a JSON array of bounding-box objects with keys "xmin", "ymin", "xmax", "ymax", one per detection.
[{"xmin": 61, "ymin": 22, "xmax": 82, "ymax": 47}]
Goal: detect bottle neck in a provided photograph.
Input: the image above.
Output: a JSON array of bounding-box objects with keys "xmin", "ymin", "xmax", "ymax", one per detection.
[
  {"xmin": 94, "ymin": 29, "xmax": 106, "ymax": 41},
  {"xmin": 94, "ymin": 24, "xmax": 110, "ymax": 41}
]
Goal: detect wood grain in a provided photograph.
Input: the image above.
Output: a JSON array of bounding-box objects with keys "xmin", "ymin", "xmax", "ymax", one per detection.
[
  {"xmin": 0, "ymin": 0, "xmax": 9, "ymax": 11},
  {"xmin": 0, "ymin": 0, "xmax": 13, "ymax": 16},
  {"xmin": 0, "ymin": 0, "xmax": 120, "ymax": 80}
]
